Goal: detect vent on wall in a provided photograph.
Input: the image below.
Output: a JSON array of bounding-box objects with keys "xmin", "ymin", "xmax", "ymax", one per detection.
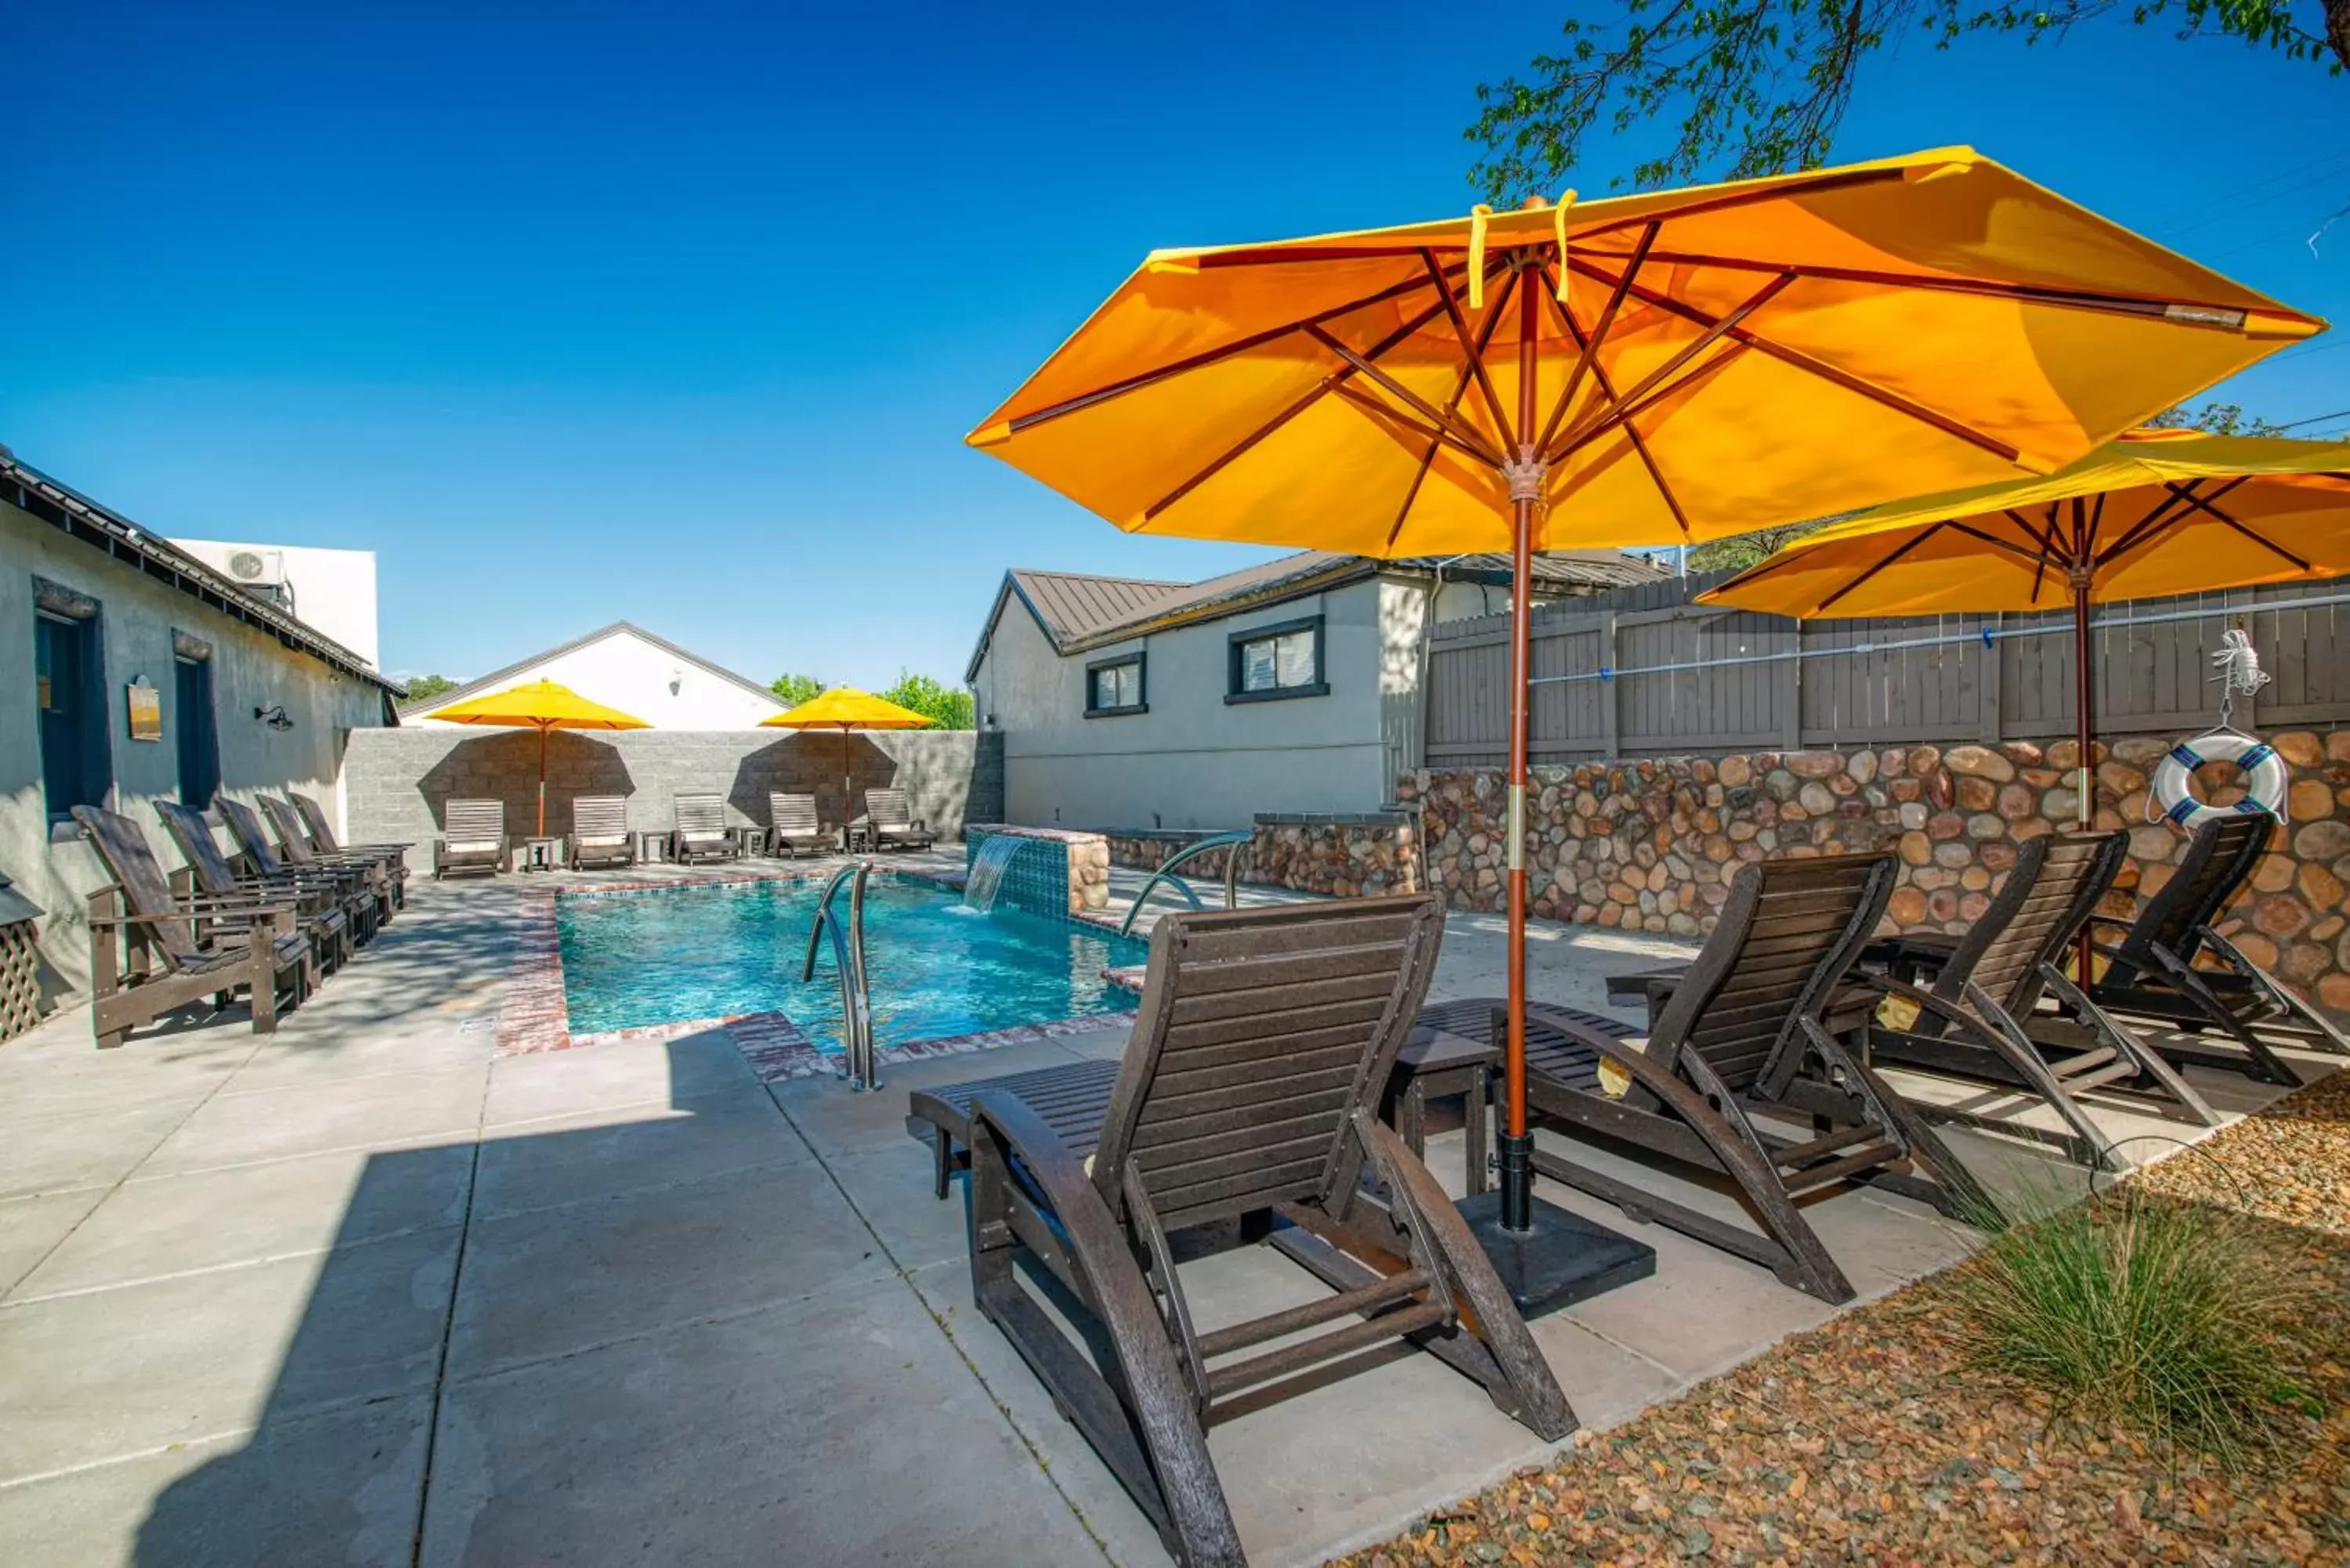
[{"xmin": 223, "ymin": 549, "xmax": 295, "ymax": 613}]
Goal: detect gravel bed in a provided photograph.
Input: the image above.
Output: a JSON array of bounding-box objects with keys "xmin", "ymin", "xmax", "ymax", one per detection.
[{"xmin": 1334, "ymin": 1066, "xmax": 2350, "ymax": 1566}]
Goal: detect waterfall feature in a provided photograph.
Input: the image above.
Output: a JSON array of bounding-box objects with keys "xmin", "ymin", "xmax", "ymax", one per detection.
[{"xmin": 961, "ymin": 834, "xmax": 1026, "ymax": 914}]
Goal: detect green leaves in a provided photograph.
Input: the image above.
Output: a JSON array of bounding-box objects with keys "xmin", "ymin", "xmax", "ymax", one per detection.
[
  {"xmin": 403, "ymin": 673, "xmax": 459, "ymax": 701},
  {"xmin": 877, "ymin": 670, "xmax": 975, "ymax": 730},
  {"xmin": 768, "ymin": 672, "xmax": 826, "ymax": 706}
]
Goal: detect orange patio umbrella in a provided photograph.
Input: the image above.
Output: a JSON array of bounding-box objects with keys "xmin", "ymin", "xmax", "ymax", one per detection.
[
  {"xmin": 761, "ymin": 688, "xmax": 933, "ymax": 840},
  {"xmin": 967, "ymin": 146, "xmax": 2320, "ymax": 1307},
  {"xmin": 424, "ymin": 679, "xmax": 650, "ymax": 835}
]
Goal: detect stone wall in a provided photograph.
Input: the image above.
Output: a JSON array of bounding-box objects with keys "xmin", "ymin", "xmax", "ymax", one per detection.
[
  {"xmin": 1401, "ymin": 727, "xmax": 2350, "ymax": 1016},
  {"xmin": 345, "ymin": 727, "xmax": 1003, "ymax": 849},
  {"xmin": 1101, "ymin": 814, "xmax": 1424, "ymax": 899}
]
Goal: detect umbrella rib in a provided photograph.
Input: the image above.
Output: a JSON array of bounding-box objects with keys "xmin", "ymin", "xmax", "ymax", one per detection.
[
  {"xmin": 1303, "ymin": 324, "xmax": 1506, "ymax": 467},
  {"xmin": 1547, "ymin": 270, "xmax": 1794, "ymax": 461},
  {"xmin": 1536, "ymin": 222, "xmax": 1660, "ymax": 456},
  {"xmin": 1386, "ymin": 268, "xmax": 1521, "ymax": 550},
  {"xmin": 1327, "ymin": 381, "xmax": 1492, "ymax": 464},
  {"xmin": 2095, "ymin": 480, "xmax": 2226, "ymax": 568},
  {"xmin": 1561, "ymin": 254, "xmax": 2022, "ymax": 463},
  {"xmin": 1813, "ymin": 524, "xmax": 1950, "ymax": 614},
  {"xmin": 2160, "ymin": 482, "xmax": 2314, "ymax": 571},
  {"xmin": 1568, "ymin": 247, "xmax": 2265, "ymax": 328},
  {"xmin": 1945, "ymin": 518, "xmax": 2060, "ymax": 568},
  {"xmin": 1003, "ymin": 264, "xmax": 1469, "ymax": 435},
  {"xmin": 1421, "ymin": 248, "xmax": 1514, "ymax": 446},
  {"xmin": 1142, "ymin": 284, "xmax": 1468, "ymax": 521},
  {"xmin": 1538, "ymin": 269, "xmax": 1693, "ymax": 540}
]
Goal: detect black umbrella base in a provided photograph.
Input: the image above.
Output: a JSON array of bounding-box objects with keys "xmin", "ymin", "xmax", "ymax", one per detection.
[{"xmin": 1456, "ymin": 1190, "xmax": 1656, "ymax": 1318}]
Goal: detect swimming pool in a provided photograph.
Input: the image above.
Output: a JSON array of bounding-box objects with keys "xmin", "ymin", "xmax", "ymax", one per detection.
[{"xmin": 555, "ymin": 875, "xmax": 1147, "ymax": 1050}]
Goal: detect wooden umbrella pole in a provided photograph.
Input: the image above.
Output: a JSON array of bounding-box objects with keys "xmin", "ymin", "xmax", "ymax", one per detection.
[
  {"xmin": 1498, "ymin": 263, "xmax": 1544, "ymax": 1234},
  {"xmin": 537, "ymin": 722, "xmax": 548, "ymax": 837},
  {"xmin": 2073, "ymin": 573, "xmax": 2096, "ymax": 980}
]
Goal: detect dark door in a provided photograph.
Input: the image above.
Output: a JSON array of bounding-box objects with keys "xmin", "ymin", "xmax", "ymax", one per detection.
[{"xmin": 175, "ymin": 655, "xmax": 220, "ymax": 807}]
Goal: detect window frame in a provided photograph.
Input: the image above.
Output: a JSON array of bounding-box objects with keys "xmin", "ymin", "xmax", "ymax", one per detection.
[
  {"xmin": 1225, "ymin": 614, "xmax": 1328, "ymax": 705},
  {"xmin": 1084, "ymin": 652, "xmax": 1148, "ymax": 718}
]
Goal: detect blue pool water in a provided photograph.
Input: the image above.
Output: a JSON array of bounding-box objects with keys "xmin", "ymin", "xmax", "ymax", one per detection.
[{"xmin": 555, "ymin": 876, "xmax": 1147, "ymax": 1049}]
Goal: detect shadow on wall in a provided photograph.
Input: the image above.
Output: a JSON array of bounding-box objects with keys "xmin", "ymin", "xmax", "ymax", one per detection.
[
  {"xmin": 414, "ymin": 732, "xmax": 635, "ymax": 840},
  {"xmin": 725, "ymin": 733, "xmax": 897, "ymax": 833}
]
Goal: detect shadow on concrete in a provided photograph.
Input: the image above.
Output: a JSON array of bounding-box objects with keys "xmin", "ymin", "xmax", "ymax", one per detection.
[
  {"xmin": 725, "ymin": 733, "xmax": 896, "ymax": 836},
  {"xmin": 415, "ymin": 732, "xmax": 635, "ymax": 842}
]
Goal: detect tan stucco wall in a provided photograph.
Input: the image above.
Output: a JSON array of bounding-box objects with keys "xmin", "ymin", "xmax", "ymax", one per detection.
[
  {"xmin": 2, "ymin": 498, "xmax": 391, "ymax": 1008},
  {"xmin": 973, "ymin": 576, "xmax": 1408, "ymax": 831}
]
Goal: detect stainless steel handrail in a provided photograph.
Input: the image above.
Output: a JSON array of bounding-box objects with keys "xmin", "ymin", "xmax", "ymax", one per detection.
[
  {"xmin": 1116, "ymin": 830, "xmax": 1252, "ymax": 938},
  {"xmin": 801, "ymin": 860, "xmax": 878, "ymax": 1089}
]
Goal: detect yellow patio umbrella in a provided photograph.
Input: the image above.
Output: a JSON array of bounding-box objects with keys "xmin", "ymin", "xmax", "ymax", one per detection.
[
  {"xmin": 424, "ymin": 679, "xmax": 650, "ymax": 836},
  {"xmin": 1697, "ymin": 427, "xmax": 2350, "ymax": 818},
  {"xmin": 967, "ymin": 145, "xmax": 2321, "ymax": 1305},
  {"xmin": 761, "ymin": 688, "xmax": 933, "ymax": 840}
]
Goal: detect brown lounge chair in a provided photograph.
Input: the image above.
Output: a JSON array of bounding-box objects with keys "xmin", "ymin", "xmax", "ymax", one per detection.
[
  {"xmin": 2084, "ymin": 814, "xmax": 2350, "ymax": 1086},
  {"xmin": 917, "ymin": 896, "xmax": 1575, "ymax": 1568},
  {"xmin": 291, "ymin": 791, "xmax": 412, "ymax": 885},
  {"xmin": 259, "ymin": 796, "xmax": 396, "ymax": 930},
  {"xmin": 432, "ymin": 798, "xmax": 509, "ymax": 879},
  {"xmin": 73, "ymin": 806, "xmax": 310, "ymax": 1050},
  {"xmin": 863, "ymin": 787, "xmax": 933, "ymax": 851},
  {"xmin": 280, "ymin": 793, "xmax": 409, "ymax": 911},
  {"xmin": 1853, "ymin": 831, "xmax": 2218, "ymax": 1169},
  {"xmin": 765, "ymin": 792, "xmax": 833, "ymax": 858},
  {"xmin": 154, "ymin": 800, "xmax": 352, "ymax": 977},
  {"xmin": 566, "ymin": 795, "xmax": 636, "ymax": 870},
  {"xmin": 1521, "ymin": 852, "xmax": 1994, "ymax": 1303},
  {"xmin": 217, "ymin": 797, "xmax": 381, "ymax": 944},
  {"xmin": 669, "ymin": 793, "xmax": 742, "ymax": 864}
]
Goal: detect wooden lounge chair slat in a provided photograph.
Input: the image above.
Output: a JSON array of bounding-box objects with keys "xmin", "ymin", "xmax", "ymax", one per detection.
[
  {"xmin": 1147, "ymin": 1158, "xmax": 1334, "ymax": 1223},
  {"xmin": 1155, "ymin": 944, "xmax": 1410, "ymax": 998},
  {"xmin": 1165, "ymin": 971, "xmax": 1399, "ymax": 1024},
  {"xmin": 1194, "ymin": 1270, "xmax": 1430, "ymax": 1358},
  {"xmin": 1135, "ymin": 1075, "xmax": 1358, "ymax": 1129},
  {"xmin": 1777, "ymin": 1142, "xmax": 1904, "ymax": 1194},
  {"xmin": 1204, "ymin": 1301, "xmax": 1451, "ymax": 1401},
  {"xmin": 1159, "ymin": 1021, "xmax": 1394, "ymax": 1075},
  {"xmin": 1136, "ymin": 1133, "xmax": 1351, "ymax": 1195},
  {"xmin": 1131, "ymin": 1111, "xmax": 1362, "ymax": 1174}
]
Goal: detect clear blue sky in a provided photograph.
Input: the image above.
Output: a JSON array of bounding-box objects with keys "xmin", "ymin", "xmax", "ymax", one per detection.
[{"xmin": 5, "ymin": 2, "xmax": 2344, "ymax": 690}]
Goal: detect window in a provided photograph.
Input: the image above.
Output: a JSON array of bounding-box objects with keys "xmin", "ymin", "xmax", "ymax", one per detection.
[
  {"xmin": 1086, "ymin": 654, "xmax": 1146, "ymax": 717},
  {"xmin": 1226, "ymin": 615, "xmax": 1326, "ymax": 704},
  {"xmin": 35, "ymin": 605, "xmax": 111, "ymax": 825},
  {"xmin": 175, "ymin": 652, "xmax": 221, "ymax": 808}
]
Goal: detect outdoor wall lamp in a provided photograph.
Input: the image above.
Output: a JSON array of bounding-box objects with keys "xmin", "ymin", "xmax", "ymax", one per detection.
[{"xmin": 253, "ymin": 704, "xmax": 295, "ymax": 731}]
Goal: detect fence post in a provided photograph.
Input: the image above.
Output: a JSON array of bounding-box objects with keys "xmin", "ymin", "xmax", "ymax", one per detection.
[
  {"xmin": 1979, "ymin": 612, "xmax": 2004, "ymax": 744},
  {"xmin": 1600, "ymin": 610, "xmax": 1619, "ymax": 760},
  {"xmin": 1780, "ymin": 618, "xmax": 1802, "ymax": 751}
]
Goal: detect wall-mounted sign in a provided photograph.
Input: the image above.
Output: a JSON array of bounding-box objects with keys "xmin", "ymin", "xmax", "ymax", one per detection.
[{"xmin": 126, "ymin": 679, "xmax": 163, "ymax": 742}]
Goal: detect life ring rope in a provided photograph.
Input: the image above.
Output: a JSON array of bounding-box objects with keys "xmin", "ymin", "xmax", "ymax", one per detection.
[{"xmin": 2150, "ymin": 729, "xmax": 2287, "ymax": 829}]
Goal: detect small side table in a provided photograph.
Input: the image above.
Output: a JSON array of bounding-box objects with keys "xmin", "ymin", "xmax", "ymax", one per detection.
[
  {"xmin": 1383, "ymin": 1022, "xmax": 1497, "ymax": 1196},
  {"xmin": 634, "ymin": 831, "xmax": 672, "ymax": 865},
  {"xmin": 518, "ymin": 836, "xmax": 564, "ymax": 873}
]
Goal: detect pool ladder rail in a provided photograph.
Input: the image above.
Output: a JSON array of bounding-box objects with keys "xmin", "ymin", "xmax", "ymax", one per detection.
[
  {"xmin": 801, "ymin": 860, "xmax": 880, "ymax": 1090},
  {"xmin": 1115, "ymin": 830, "xmax": 1252, "ymax": 938}
]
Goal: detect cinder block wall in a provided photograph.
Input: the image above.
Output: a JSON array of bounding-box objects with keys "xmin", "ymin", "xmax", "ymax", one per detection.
[{"xmin": 344, "ymin": 728, "xmax": 1003, "ymax": 848}]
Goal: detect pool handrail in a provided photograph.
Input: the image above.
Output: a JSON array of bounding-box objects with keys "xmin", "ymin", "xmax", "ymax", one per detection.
[
  {"xmin": 801, "ymin": 859, "xmax": 878, "ymax": 1089},
  {"xmin": 1115, "ymin": 830, "xmax": 1252, "ymax": 939}
]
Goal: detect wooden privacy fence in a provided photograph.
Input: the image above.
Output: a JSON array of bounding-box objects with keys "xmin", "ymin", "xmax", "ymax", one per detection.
[{"xmin": 1423, "ymin": 570, "xmax": 2350, "ymax": 768}]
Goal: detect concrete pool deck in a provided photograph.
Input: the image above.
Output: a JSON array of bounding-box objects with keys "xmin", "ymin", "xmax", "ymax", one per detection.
[{"xmin": 0, "ymin": 854, "xmax": 2334, "ymax": 1566}]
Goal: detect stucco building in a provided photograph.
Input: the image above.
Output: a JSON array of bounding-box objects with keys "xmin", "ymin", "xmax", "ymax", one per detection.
[
  {"xmin": 966, "ymin": 547, "xmax": 1663, "ymax": 831},
  {"xmin": 2, "ymin": 449, "xmax": 401, "ymax": 1006},
  {"xmin": 400, "ymin": 622, "xmax": 786, "ymax": 730}
]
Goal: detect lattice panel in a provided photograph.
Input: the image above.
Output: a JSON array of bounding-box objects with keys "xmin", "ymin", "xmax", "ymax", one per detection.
[{"xmin": 0, "ymin": 922, "xmax": 42, "ymax": 1043}]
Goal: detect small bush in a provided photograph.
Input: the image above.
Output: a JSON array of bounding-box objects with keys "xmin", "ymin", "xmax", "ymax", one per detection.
[{"xmin": 1943, "ymin": 1187, "xmax": 2308, "ymax": 1465}]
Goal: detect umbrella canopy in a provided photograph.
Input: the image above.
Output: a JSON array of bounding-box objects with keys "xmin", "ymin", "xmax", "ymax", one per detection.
[
  {"xmin": 972, "ymin": 147, "xmax": 2318, "ymax": 555},
  {"xmin": 426, "ymin": 679, "xmax": 652, "ymax": 731},
  {"xmin": 966, "ymin": 144, "xmax": 2322, "ymax": 1302},
  {"xmin": 424, "ymin": 680, "xmax": 649, "ymax": 836},
  {"xmin": 759, "ymin": 688, "xmax": 935, "ymax": 730},
  {"xmin": 1695, "ymin": 428, "xmax": 2350, "ymax": 618},
  {"xmin": 761, "ymin": 688, "xmax": 933, "ymax": 842}
]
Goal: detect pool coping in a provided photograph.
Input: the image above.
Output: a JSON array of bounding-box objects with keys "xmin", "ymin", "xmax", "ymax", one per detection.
[{"xmin": 497, "ymin": 863, "xmax": 1137, "ymax": 1082}]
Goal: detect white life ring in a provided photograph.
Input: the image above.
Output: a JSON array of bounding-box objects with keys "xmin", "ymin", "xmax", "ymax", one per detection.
[{"xmin": 2152, "ymin": 732, "xmax": 2287, "ymax": 829}]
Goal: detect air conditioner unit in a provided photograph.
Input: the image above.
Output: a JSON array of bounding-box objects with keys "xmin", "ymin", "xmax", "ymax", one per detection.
[{"xmin": 223, "ymin": 548, "xmax": 295, "ymax": 612}]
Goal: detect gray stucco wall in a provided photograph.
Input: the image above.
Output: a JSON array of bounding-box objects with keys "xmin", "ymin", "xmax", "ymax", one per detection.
[
  {"xmin": 2, "ymin": 497, "xmax": 392, "ymax": 1005},
  {"xmin": 972, "ymin": 576, "xmax": 1418, "ymax": 832},
  {"xmin": 343, "ymin": 727, "xmax": 1003, "ymax": 849}
]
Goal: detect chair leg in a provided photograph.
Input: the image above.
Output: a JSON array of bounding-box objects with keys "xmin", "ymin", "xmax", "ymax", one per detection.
[
  {"xmin": 2039, "ymin": 966, "xmax": 2220, "ymax": 1129},
  {"xmin": 2202, "ymin": 928, "xmax": 2350, "ymax": 1056},
  {"xmin": 250, "ymin": 960, "xmax": 279, "ymax": 1035},
  {"xmin": 1801, "ymin": 1020, "xmax": 2000, "ymax": 1227}
]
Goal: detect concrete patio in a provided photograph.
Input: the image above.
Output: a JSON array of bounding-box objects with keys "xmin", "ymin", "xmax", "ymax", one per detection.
[{"xmin": 0, "ymin": 857, "xmax": 2332, "ymax": 1567}]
